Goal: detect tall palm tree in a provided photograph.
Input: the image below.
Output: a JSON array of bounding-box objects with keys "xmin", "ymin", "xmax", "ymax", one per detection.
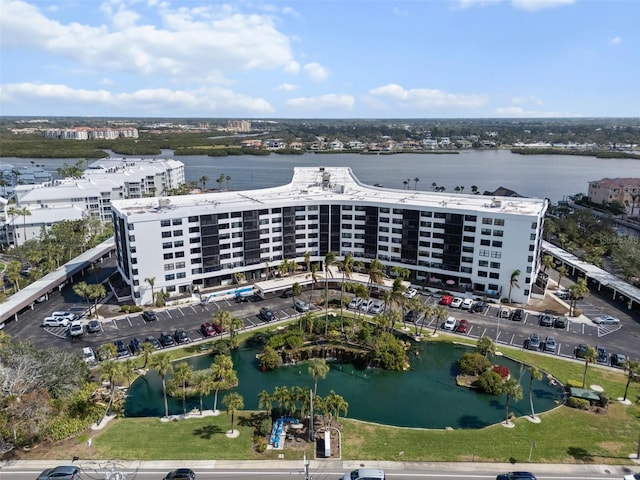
[
  {"xmin": 528, "ymin": 365, "xmax": 543, "ymax": 420},
  {"xmin": 541, "ymin": 254, "xmax": 554, "ymax": 273},
  {"xmin": 172, "ymin": 362, "xmax": 194, "ymax": 416},
  {"xmin": 258, "ymin": 390, "xmax": 273, "ymax": 416},
  {"xmin": 151, "ymin": 353, "xmax": 174, "ymax": 418},
  {"xmin": 366, "ymin": 258, "xmax": 386, "ymax": 298},
  {"xmin": 144, "ymin": 277, "xmax": 156, "ymax": 306},
  {"xmin": 308, "ymin": 358, "xmax": 330, "ymax": 398},
  {"xmin": 211, "ymin": 354, "xmax": 236, "ymax": 413},
  {"xmin": 199, "ymin": 175, "xmax": 209, "ymax": 189},
  {"xmin": 622, "ymin": 360, "xmax": 640, "ymax": 402},
  {"xmin": 193, "ymin": 370, "xmax": 215, "ymax": 415},
  {"xmin": 557, "ymin": 265, "xmax": 568, "ymax": 289},
  {"xmin": 386, "ymin": 277, "xmax": 407, "ymax": 319},
  {"xmin": 225, "ymin": 175, "xmax": 231, "ymax": 191},
  {"xmin": 432, "ymin": 305, "xmax": 448, "ymax": 336},
  {"xmin": 140, "ymin": 341, "xmax": 156, "ymax": 368},
  {"xmin": 216, "ymin": 173, "xmax": 225, "ymax": 190},
  {"xmin": 121, "ymin": 358, "xmax": 137, "ymax": 387},
  {"xmin": 99, "ymin": 360, "xmax": 124, "ymax": 423},
  {"xmin": 581, "ymin": 346, "xmax": 598, "ymax": 388},
  {"xmin": 502, "ymin": 377, "xmax": 523, "ymax": 426},
  {"xmin": 18, "ymin": 207, "xmax": 31, "ymax": 243},
  {"xmin": 403, "ymin": 179, "xmax": 409, "ymax": 190},
  {"xmin": 222, "ymin": 392, "xmax": 244, "ymax": 434},
  {"xmin": 324, "ymin": 390, "xmax": 349, "ymax": 427},
  {"xmin": 7, "ymin": 206, "xmax": 19, "ymax": 246},
  {"xmin": 272, "ymin": 385, "xmax": 289, "ymax": 415},
  {"xmin": 414, "ymin": 177, "xmax": 419, "ymax": 190},
  {"xmin": 291, "ymin": 282, "xmax": 302, "ymax": 306},
  {"xmin": 308, "ymin": 263, "xmax": 319, "ymax": 305},
  {"xmin": 338, "ymin": 253, "xmax": 354, "ymax": 328},
  {"xmin": 568, "ymin": 278, "xmax": 589, "ymax": 316},
  {"xmin": 508, "ymin": 269, "xmax": 521, "ymax": 302},
  {"xmin": 323, "ymin": 251, "xmax": 337, "ymax": 334}
]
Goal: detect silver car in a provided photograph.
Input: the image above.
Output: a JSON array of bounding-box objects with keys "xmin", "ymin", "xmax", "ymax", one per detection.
[{"xmin": 592, "ymin": 315, "xmax": 620, "ymax": 325}]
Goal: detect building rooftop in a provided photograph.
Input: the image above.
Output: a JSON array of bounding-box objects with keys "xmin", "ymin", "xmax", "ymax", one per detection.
[
  {"xmin": 7, "ymin": 206, "xmax": 85, "ymax": 225},
  {"xmin": 113, "ymin": 166, "xmax": 547, "ymax": 218}
]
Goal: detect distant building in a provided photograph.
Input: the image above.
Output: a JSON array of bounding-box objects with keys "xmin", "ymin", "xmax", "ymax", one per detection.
[
  {"xmin": 588, "ymin": 177, "xmax": 640, "ymax": 214},
  {"xmin": 227, "ymin": 120, "xmax": 251, "ymax": 132},
  {"xmin": 240, "ymin": 139, "xmax": 262, "ymax": 149},
  {"xmin": 42, "ymin": 127, "xmax": 138, "ymax": 140}
]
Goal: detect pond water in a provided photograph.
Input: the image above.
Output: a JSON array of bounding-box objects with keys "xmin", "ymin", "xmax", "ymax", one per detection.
[{"xmin": 124, "ymin": 342, "xmax": 564, "ymax": 429}]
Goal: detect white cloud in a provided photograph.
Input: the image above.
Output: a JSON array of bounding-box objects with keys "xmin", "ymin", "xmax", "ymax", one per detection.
[
  {"xmin": 610, "ymin": 36, "xmax": 622, "ymax": 45},
  {"xmin": 511, "ymin": 95, "xmax": 543, "ymax": 106},
  {"xmin": 286, "ymin": 94, "xmax": 355, "ymax": 112},
  {"xmin": 494, "ymin": 106, "xmax": 578, "ymax": 117},
  {"xmin": 0, "ymin": 0, "xmax": 298, "ymax": 82},
  {"xmin": 368, "ymin": 83, "xmax": 488, "ymax": 109},
  {"xmin": 303, "ymin": 62, "xmax": 329, "ymax": 82},
  {"xmin": 276, "ymin": 83, "xmax": 298, "ymax": 92},
  {"xmin": 456, "ymin": 0, "xmax": 501, "ymax": 9},
  {"xmin": 511, "ymin": 0, "xmax": 575, "ymax": 12},
  {"xmin": 0, "ymin": 82, "xmax": 274, "ymax": 114}
]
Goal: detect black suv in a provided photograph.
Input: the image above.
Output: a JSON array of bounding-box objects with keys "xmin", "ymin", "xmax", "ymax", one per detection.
[
  {"xmin": 554, "ymin": 316, "xmax": 568, "ymax": 329},
  {"xmin": 496, "ymin": 473, "xmax": 537, "ymax": 480},
  {"xmin": 142, "ymin": 310, "xmax": 158, "ymax": 322},
  {"xmin": 510, "ymin": 309, "xmax": 524, "ymax": 321},
  {"xmin": 174, "ymin": 328, "xmax": 191, "ymax": 344},
  {"xmin": 259, "ymin": 307, "xmax": 275, "ymax": 322},
  {"xmin": 159, "ymin": 331, "xmax": 176, "ymax": 347},
  {"xmin": 471, "ymin": 301, "xmax": 487, "ymax": 313},
  {"xmin": 404, "ymin": 310, "xmax": 417, "ymax": 323}
]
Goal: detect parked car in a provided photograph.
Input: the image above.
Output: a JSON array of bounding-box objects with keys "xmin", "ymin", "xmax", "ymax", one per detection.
[
  {"xmin": 404, "ymin": 288, "xmax": 418, "ymax": 299},
  {"xmin": 87, "ymin": 319, "xmax": 101, "ymax": 333},
  {"xmin": 499, "ymin": 308, "xmax": 511, "ymax": 318},
  {"xmin": 114, "ymin": 340, "xmax": 130, "ymax": 358},
  {"xmin": 129, "ymin": 337, "xmax": 142, "ymax": 354},
  {"xmin": 471, "ymin": 301, "xmax": 487, "ymax": 313},
  {"xmin": 174, "ymin": 328, "xmax": 191, "ymax": 344},
  {"xmin": 450, "ymin": 297, "xmax": 463, "ymax": 309},
  {"xmin": 404, "ymin": 310, "xmax": 417, "ymax": 323},
  {"xmin": 596, "ymin": 345, "xmax": 608, "ymax": 364},
  {"xmin": 142, "ymin": 310, "xmax": 158, "ymax": 322},
  {"xmin": 82, "ymin": 346, "xmax": 97, "ymax": 365},
  {"xmin": 442, "ymin": 316, "xmax": 457, "ymax": 331},
  {"xmin": 159, "ymin": 332, "xmax": 176, "ymax": 347},
  {"xmin": 539, "ymin": 314, "xmax": 554, "ymax": 327},
  {"xmin": 554, "ymin": 316, "xmax": 568, "ymax": 329},
  {"xmin": 610, "ymin": 352, "xmax": 628, "ymax": 368},
  {"xmin": 623, "ymin": 472, "xmax": 640, "ymax": 480},
  {"xmin": 213, "ymin": 322, "xmax": 227, "ymax": 334},
  {"xmin": 144, "ymin": 336, "xmax": 162, "ymax": 350},
  {"xmin": 455, "ymin": 319, "xmax": 470, "ymax": 334},
  {"xmin": 439, "ymin": 295, "xmax": 453, "ymax": 306},
  {"xmin": 200, "ymin": 322, "xmax": 216, "ymax": 337},
  {"xmin": 280, "ymin": 289, "xmax": 294, "ymax": 298},
  {"xmin": 69, "ymin": 321, "xmax": 84, "ymax": 337},
  {"xmin": 554, "ymin": 289, "xmax": 570, "ymax": 300},
  {"xmin": 37, "ymin": 466, "xmax": 81, "ymax": 480},
  {"xmin": 460, "ymin": 298, "xmax": 474, "ymax": 310},
  {"xmin": 510, "ymin": 309, "xmax": 525, "ymax": 321},
  {"xmin": 543, "ymin": 336, "xmax": 557, "ymax": 353},
  {"xmin": 527, "ymin": 333, "xmax": 541, "ymax": 350},
  {"xmin": 359, "ymin": 299, "xmax": 375, "ymax": 312},
  {"xmin": 348, "ymin": 297, "xmax": 363, "ymax": 310},
  {"xmin": 341, "ymin": 468, "xmax": 385, "ymax": 480},
  {"xmin": 574, "ymin": 343, "xmax": 590, "ymax": 359},
  {"xmin": 163, "ymin": 469, "xmax": 196, "ymax": 480},
  {"xmin": 52, "ymin": 311, "xmax": 78, "ymax": 321},
  {"xmin": 259, "ymin": 307, "xmax": 275, "ymax": 322},
  {"xmin": 42, "ymin": 317, "xmax": 70, "ymax": 328},
  {"xmin": 294, "ymin": 299, "xmax": 310, "ymax": 312},
  {"xmin": 496, "ymin": 473, "xmax": 537, "ymax": 480},
  {"xmin": 592, "ymin": 315, "xmax": 620, "ymax": 325},
  {"xmin": 369, "ymin": 302, "xmax": 385, "ymax": 314}
]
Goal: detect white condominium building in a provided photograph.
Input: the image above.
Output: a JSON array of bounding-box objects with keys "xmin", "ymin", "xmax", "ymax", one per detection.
[
  {"xmin": 6, "ymin": 158, "xmax": 184, "ymax": 247},
  {"xmin": 111, "ymin": 166, "xmax": 548, "ymax": 306}
]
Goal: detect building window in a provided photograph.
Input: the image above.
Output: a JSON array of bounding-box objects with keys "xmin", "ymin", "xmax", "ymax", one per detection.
[
  {"xmin": 490, "ymin": 251, "xmax": 502, "ymax": 258},
  {"xmin": 482, "ymin": 218, "xmax": 492, "ymax": 225},
  {"xmin": 489, "ymin": 272, "xmax": 500, "ymax": 279},
  {"xmin": 163, "ymin": 242, "xmax": 172, "ymax": 249},
  {"xmin": 493, "ymin": 230, "xmax": 503, "ymax": 237},
  {"xmin": 165, "ymin": 274, "xmax": 175, "ymax": 281},
  {"xmin": 492, "ymin": 240, "xmax": 502, "ymax": 248},
  {"xmin": 163, "ymin": 253, "xmax": 174, "ymax": 260},
  {"xmin": 172, "ymin": 219, "xmax": 182, "ymax": 225},
  {"xmin": 161, "ymin": 231, "xmax": 171, "ymax": 238},
  {"xmin": 164, "ymin": 264, "xmax": 174, "ymax": 271},
  {"xmin": 174, "ymin": 240, "xmax": 184, "ymax": 248},
  {"xmin": 481, "ymin": 239, "xmax": 490, "ymax": 246},
  {"xmin": 490, "ymin": 262, "xmax": 500, "ymax": 269},
  {"xmin": 494, "ymin": 218, "xmax": 504, "ymax": 226},
  {"xmin": 478, "ymin": 271, "xmax": 488, "ymax": 277},
  {"xmin": 161, "ymin": 220, "xmax": 171, "ymax": 227},
  {"xmin": 464, "ymin": 215, "xmax": 477, "ymax": 222},
  {"xmin": 479, "ymin": 260, "xmax": 488, "ymax": 267}
]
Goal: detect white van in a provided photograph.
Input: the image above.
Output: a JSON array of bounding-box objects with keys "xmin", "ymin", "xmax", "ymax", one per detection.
[
  {"xmin": 293, "ymin": 299, "xmax": 310, "ymax": 312},
  {"xmin": 342, "ymin": 468, "xmax": 386, "ymax": 480}
]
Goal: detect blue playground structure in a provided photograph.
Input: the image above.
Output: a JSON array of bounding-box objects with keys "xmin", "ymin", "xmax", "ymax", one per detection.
[{"xmin": 269, "ymin": 416, "xmax": 299, "ymax": 449}]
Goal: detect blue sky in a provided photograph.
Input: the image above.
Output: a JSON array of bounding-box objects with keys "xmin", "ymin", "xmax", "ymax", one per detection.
[{"xmin": 1, "ymin": 0, "xmax": 638, "ymax": 118}]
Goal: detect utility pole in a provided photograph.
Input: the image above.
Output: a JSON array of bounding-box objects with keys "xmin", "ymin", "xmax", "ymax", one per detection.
[{"xmin": 308, "ymin": 388, "xmax": 314, "ymax": 443}]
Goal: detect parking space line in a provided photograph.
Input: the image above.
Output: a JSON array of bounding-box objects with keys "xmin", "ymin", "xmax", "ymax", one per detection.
[{"xmin": 509, "ymin": 333, "xmax": 515, "ymax": 345}]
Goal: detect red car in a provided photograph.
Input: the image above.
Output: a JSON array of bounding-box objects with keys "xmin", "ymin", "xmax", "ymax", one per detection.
[
  {"xmin": 200, "ymin": 322, "xmax": 216, "ymax": 337},
  {"xmin": 213, "ymin": 322, "xmax": 227, "ymax": 334},
  {"xmin": 455, "ymin": 319, "xmax": 470, "ymax": 334},
  {"xmin": 439, "ymin": 295, "xmax": 453, "ymax": 306}
]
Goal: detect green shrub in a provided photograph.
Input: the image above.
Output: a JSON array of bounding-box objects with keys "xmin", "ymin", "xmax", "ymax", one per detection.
[
  {"xmin": 254, "ymin": 436, "xmax": 268, "ymax": 453},
  {"xmin": 565, "ymin": 379, "xmax": 583, "ymax": 388},
  {"xmin": 258, "ymin": 418, "xmax": 273, "ymax": 437},
  {"xmin": 459, "ymin": 352, "xmax": 491, "ymax": 376},
  {"xmin": 598, "ymin": 392, "xmax": 609, "ymax": 408},
  {"xmin": 477, "ymin": 370, "xmax": 504, "ymax": 395},
  {"xmin": 121, "ymin": 305, "xmax": 130, "ymax": 313},
  {"xmin": 567, "ymin": 397, "xmax": 590, "ymax": 410}
]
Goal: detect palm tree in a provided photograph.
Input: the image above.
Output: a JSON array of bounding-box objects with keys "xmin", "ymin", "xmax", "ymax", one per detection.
[
  {"xmin": 567, "ymin": 278, "xmax": 589, "ymax": 316},
  {"xmin": 581, "ymin": 346, "xmax": 598, "ymax": 388},
  {"xmin": 528, "ymin": 366, "xmax": 543, "ymax": 420},
  {"xmin": 121, "ymin": 358, "xmax": 137, "ymax": 387},
  {"xmin": 308, "ymin": 263, "xmax": 319, "ymax": 305},
  {"xmin": 18, "ymin": 207, "xmax": 31, "ymax": 243},
  {"xmin": 386, "ymin": 277, "xmax": 407, "ymax": 318},
  {"xmin": 5, "ymin": 260, "xmax": 22, "ymax": 292},
  {"xmin": 258, "ymin": 390, "xmax": 273, "ymax": 416},
  {"xmin": 151, "ymin": 353, "xmax": 174, "ymax": 418},
  {"xmin": 222, "ymin": 392, "xmax": 244, "ymax": 435},
  {"xmin": 172, "ymin": 362, "xmax": 194, "ymax": 416},
  {"xmin": 366, "ymin": 258, "xmax": 386, "ymax": 298},
  {"xmin": 432, "ymin": 305, "xmax": 448, "ymax": 336},
  {"xmin": 216, "ymin": 173, "xmax": 225, "ymax": 190},
  {"xmin": 471, "ymin": 185, "xmax": 478, "ymax": 194},
  {"xmin": 144, "ymin": 277, "xmax": 156, "ymax": 306},
  {"xmin": 476, "ymin": 336, "xmax": 496, "ymax": 358},
  {"xmin": 541, "ymin": 254, "xmax": 554, "ymax": 273},
  {"xmin": 323, "ymin": 251, "xmax": 337, "ymax": 334},
  {"xmin": 193, "ymin": 370, "xmax": 215, "ymax": 415},
  {"xmin": 73, "ymin": 281, "xmax": 94, "ymax": 318},
  {"xmin": 557, "ymin": 265, "xmax": 568, "ymax": 289},
  {"xmin": 622, "ymin": 360, "xmax": 640, "ymax": 402},
  {"xmin": 414, "ymin": 177, "xmax": 419, "ymax": 190},
  {"xmin": 508, "ymin": 269, "xmax": 521, "ymax": 302},
  {"xmin": 99, "ymin": 360, "xmax": 124, "ymax": 422},
  {"xmin": 629, "ymin": 193, "xmax": 640, "ymax": 217},
  {"xmin": 308, "ymin": 358, "xmax": 330, "ymax": 398},
  {"xmin": 338, "ymin": 253, "xmax": 354, "ymax": 330},
  {"xmin": 211, "ymin": 354, "xmax": 236, "ymax": 414},
  {"xmin": 291, "ymin": 282, "xmax": 302, "ymax": 306},
  {"xmin": 272, "ymin": 385, "xmax": 289, "ymax": 415},
  {"xmin": 225, "ymin": 175, "xmax": 231, "ymax": 191},
  {"xmin": 7, "ymin": 206, "xmax": 19, "ymax": 246},
  {"xmin": 502, "ymin": 377, "xmax": 523, "ymax": 426},
  {"xmin": 403, "ymin": 179, "xmax": 409, "ymax": 190},
  {"xmin": 89, "ymin": 283, "xmax": 106, "ymax": 318},
  {"xmin": 199, "ymin": 175, "xmax": 209, "ymax": 189},
  {"xmin": 324, "ymin": 390, "xmax": 349, "ymax": 427},
  {"xmin": 140, "ymin": 341, "xmax": 156, "ymax": 368}
]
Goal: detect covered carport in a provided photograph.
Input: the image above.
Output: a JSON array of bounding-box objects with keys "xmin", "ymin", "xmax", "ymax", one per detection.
[{"xmin": 542, "ymin": 240, "xmax": 640, "ymax": 311}]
